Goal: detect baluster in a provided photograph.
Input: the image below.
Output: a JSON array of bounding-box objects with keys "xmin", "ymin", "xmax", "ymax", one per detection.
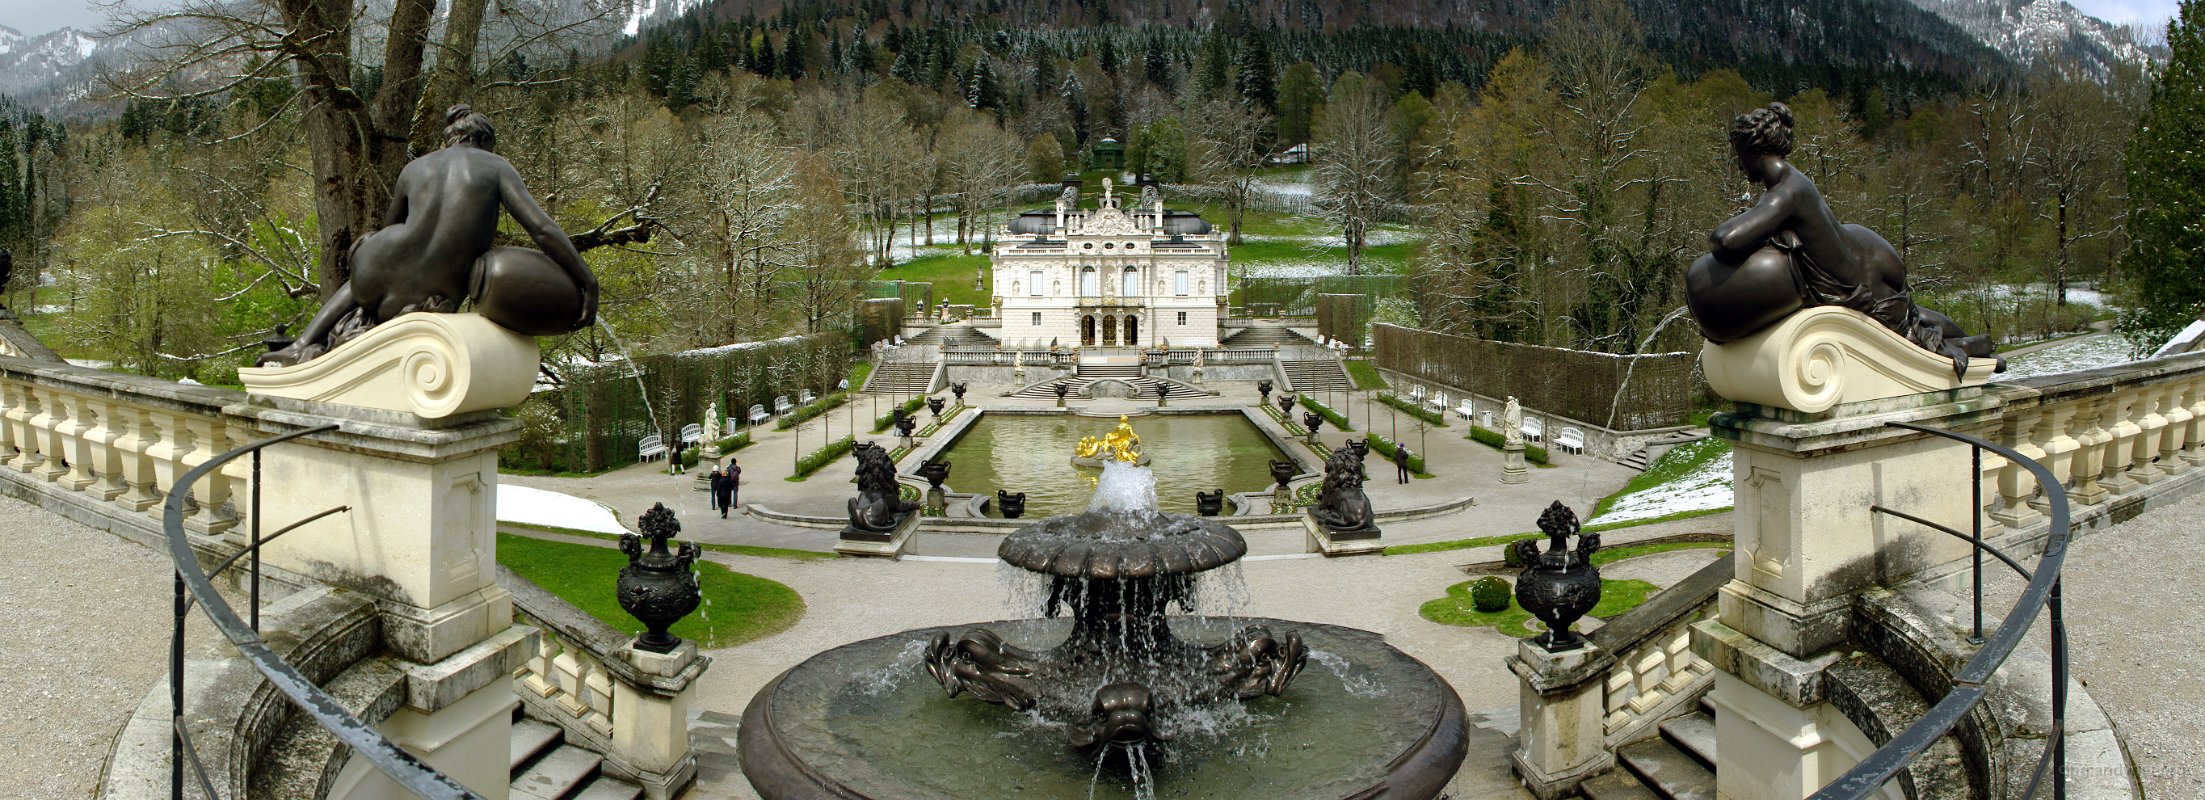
[
  {"xmin": 584, "ymin": 666, "xmax": 615, "ymax": 736},
  {"xmin": 1603, "ymin": 670, "xmax": 1633, "ymax": 733},
  {"xmin": 13, "ymin": 386, "xmax": 46, "ymax": 475},
  {"xmin": 1660, "ymin": 628, "xmax": 1700, "ymax": 693},
  {"xmin": 2031, "ymin": 403, "xmax": 2081, "ymax": 516},
  {"xmin": 0, "ymin": 382, "xmax": 21, "ymax": 468},
  {"xmin": 172, "ymin": 415, "xmax": 234, "ymax": 534},
  {"xmin": 30, "ymin": 387, "xmax": 68, "ymax": 482},
  {"xmin": 2184, "ymin": 377, "xmax": 2205, "ymax": 466},
  {"xmin": 84, "ymin": 398, "xmax": 125, "ymax": 500},
  {"xmin": 112, "ymin": 405, "xmax": 161, "ymax": 511},
  {"xmin": 2131, "ymin": 384, "xmax": 2170, "ymax": 484},
  {"xmin": 521, "ymin": 629, "xmax": 559, "ymax": 697},
  {"xmin": 2100, "ymin": 390, "xmax": 2142, "ymax": 495},
  {"xmin": 2158, "ymin": 382, "xmax": 2192, "ymax": 476},
  {"xmin": 214, "ymin": 423, "xmax": 254, "ymax": 535},
  {"xmin": 2071, "ymin": 398, "xmax": 2111, "ymax": 506},
  {"xmin": 1987, "ymin": 410, "xmax": 2038, "ymax": 529},
  {"xmin": 553, "ymin": 650, "xmax": 588, "ymax": 717},
  {"xmin": 146, "ymin": 411, "xmax": 196, "ymax": 517},
  {"xmin": 57, "ymin": 393, "xmax": 97, "ymax": 491}
]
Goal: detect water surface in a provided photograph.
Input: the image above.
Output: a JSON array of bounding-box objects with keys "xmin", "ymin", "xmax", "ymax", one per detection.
[{"xmin": 937, "ymin": 413, "xmax": 1288, "ymax": 516}]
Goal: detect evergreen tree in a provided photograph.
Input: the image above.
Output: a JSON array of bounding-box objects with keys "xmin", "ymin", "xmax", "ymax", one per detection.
[
  {"xmin": 1143, "ymin": 39, "xmax": 1173, "ymax": 91},
  {"xmin": 1236, "ymin": 35, "xmax": 1277, "ymax": 113},
  {"xmin": 1099, "ymin": 38, "xmax": 1120, "ymax": 74},
  {"xmin": 1193, "ymin": 32, "xmax": 1230, "ymax": 99},
  {"xmin": 2121, "ymin": 0, "xmax": 2205, "ymax": 347},
  {"xmin": 967, "ymin": 54, "xmax": 1004, "ymax": 113},
  {"xmin": 1277, "ymin": 60, "xmax": 1323, "ymax": 145},
  {"xmin": 783, "ymin": 28, "xmax": 807, "ymax": 79}
]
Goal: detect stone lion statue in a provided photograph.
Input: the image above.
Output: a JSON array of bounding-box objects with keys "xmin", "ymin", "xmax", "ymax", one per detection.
[
  {"xmin": 847, "ymin": 442, "xmax": 920, "ymax": 533},
  {"xmin": 1309, "ymin": 448, "xmax": 1377, "ymax": 533}
]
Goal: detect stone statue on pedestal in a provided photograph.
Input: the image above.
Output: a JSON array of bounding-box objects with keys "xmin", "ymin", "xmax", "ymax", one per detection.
[
  {"xmin": 1503, "ymin": 397, "xmax": 1524, "ymax": 447},
  {"xmin": 257, "ymin": 105, "xmax": 600, "ymax": 367},
  {"xmin": 1309, "ymin": 448, "xmax": 1377, "ymax": 534},
  {"xmin": 702, "ymin": 402, "xmax": 723, "ymax": 456}
]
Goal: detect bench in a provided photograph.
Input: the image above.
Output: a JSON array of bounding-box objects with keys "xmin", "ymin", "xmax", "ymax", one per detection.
[
  {"xmin": 799, "ymin": 389, "xmax": 817, "ymax": 405},
  {"xmin": 1554, "ymin": 427, "xmax": 1585, "ymax": 455},
  {"xmin": 680, "ymin": 423, "xmax": 703, "ymax": 445},
  {"xmin": 1522, "ymin": 416, "xmax": 1544, "ymax": 444},
  {"xmin": 747, "ymin": 404, "xmax": 770, "ymax": 426},
  {"xmin": 1427, "ymin": 391, "xmax": 1448, "ymax": 414},
  {"xmin": 637, "ymin": 433, "xmax": 667, "ymax": 462},
  {"xmin": 1407, "ymin": 385, "xmax": 1427, "ymax": 402},
  {"xmin": 773, "ymin": 395, "xmax": 794, "ymax": 415},
  {"xmin": 1454, "ymin": 400, "xmax": 1476, "ymax": 421}
]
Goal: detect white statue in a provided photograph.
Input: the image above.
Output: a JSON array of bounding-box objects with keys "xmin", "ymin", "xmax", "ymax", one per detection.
[
  {"xmin": 704, "ymin": 401, "xmax": 722, "ymax": 443},
  {"xmin": 1192, "ymin": 348, "xmax": 1204, "ymax": 368},
  {"xmin": 1013, "ymin": 349, "xmax": 1026, "ymax": 382},
  {"xmin": 1503, "ymin": 397, "xmax": 1524, "ymax": 447}
]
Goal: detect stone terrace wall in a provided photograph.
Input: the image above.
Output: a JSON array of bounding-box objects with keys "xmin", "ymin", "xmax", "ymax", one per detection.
[{"xmin": 1372, "ymin": 323, "xmax": 1695, "ymax": 431}]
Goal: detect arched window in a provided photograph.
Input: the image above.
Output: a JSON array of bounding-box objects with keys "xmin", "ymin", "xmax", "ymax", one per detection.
[
  {"xmin": 1080, "ymin": 267, "xmax": 1098, "ymax": 296},
  {"xmin": 1123, "ymin": 268, "xmax": 1139, "ymax": 297}
]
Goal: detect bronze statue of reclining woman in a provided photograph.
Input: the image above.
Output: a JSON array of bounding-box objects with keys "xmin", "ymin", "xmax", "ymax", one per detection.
[
  {"xmin": 257, "ymin": 105, "xmax": 599, "ymax": 367},
  {"xmin": 1686, "ymin": 102, "xmax": 1998, "ymax": 377}
]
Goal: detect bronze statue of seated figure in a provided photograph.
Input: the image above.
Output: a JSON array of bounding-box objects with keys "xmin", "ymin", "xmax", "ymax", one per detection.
[
  {"xmin": 257, "ymin": 105, "xmax": 599, "ymax": 367},
  {"xmin": 1686, "ymin": 102, "xmax": 1998, "ymax": 377}
]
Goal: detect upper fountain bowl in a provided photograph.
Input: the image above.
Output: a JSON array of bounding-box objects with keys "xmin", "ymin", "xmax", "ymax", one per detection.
[{"xmin": 997, "ymin": 510, "xmax": 1247, "ymax": 579}]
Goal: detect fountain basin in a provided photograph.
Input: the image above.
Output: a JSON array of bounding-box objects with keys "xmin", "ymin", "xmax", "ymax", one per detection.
[{"xmin": 738, "ymin": 617, "xmax": 1469, "ymax": 799}]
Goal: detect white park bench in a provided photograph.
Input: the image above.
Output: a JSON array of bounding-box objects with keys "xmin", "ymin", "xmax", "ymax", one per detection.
[
  {"xmin": 747, "ymin": 404, "xmax": 770, "ymax": 427},
  {"xmin": 773, "ymin": 395, "xmax": 794, "ymax": 415},
  {"xmin": 679, "ymin": 423, "xmax": 703, "ymax": 445},
  {"xmin": 1407, "ymin": 385, "xmax": 1427, "ymax": 402},
  {"xmin": 1454, "ymin": 398, "xmax": 1476, "ymax": 421},
  {"xmin": 1554, "ymin": 427, "xmax": 1586, "ymax": 455},
  {"xmin": 1427, "ymin": 391, "xmax": 1448, "ymax": 415},
  {"xmin": 799, "ymin": 389, "xmax": 817, "ymax": 405},
  {"xmin": 1522, "ymin": 416, "xmax": 1545, "ymax": 444},
  {"xmin": 637, "ymin": 433, "xmax": 667, "ymax": 462}
]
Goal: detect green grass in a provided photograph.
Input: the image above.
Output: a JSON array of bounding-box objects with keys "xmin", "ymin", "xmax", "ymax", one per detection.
[
  {"xmin": 846, "ymin": 361, "xmax": 874, "ymax": 391},
  {"xmin": 1344, "ymin": 360, "xmax": 1389, "ymax": 390},
  {"xmin": 496, "ymin": 533, "xmax": 806, "ymax": 648},
  {"xmin": 499, "ymin": 522, "xmax": 836, "ymax": 560},
  {"xmin": 1589, "ymin": 541, "xmax": 1731, "ymax": 567},
  {"xmin": 1419, "ymin": 577, "xmax": 1660, "ymax": 635},
  {"xmin": 877, "ymin": 252, "xmax": 992, "ymax": 308},
  {"xmin": 1590, "ymin": 437, "xmax": 1731, "ymax": 519},
  {"xmin": 1381, "ymin": 511, "xmax": 1734, "ymax": 556}
]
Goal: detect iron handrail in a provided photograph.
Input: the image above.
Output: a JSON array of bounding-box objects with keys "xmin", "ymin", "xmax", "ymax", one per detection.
[
  {"xmin": 165, "ymin": 423, "xmax": 482, "ymax": 800},
  {"xmin": 1809, "ymin": 421, "xmax": 2070, "ymax": 800}
]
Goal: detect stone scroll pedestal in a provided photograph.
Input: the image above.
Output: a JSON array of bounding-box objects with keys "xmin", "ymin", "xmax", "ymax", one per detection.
[
  {"xmin": 1700, "ymin": 306, "xmax": 1995, "ymax": 416},
  {"xmin": 835, "ymin": 510, "xmax": 921, "ymax": 558},
  {"xmin": 1502, "ymin": 443, "xmax": 1529, "ymax": 484},
  {"xmin": 239, "ymin": 312, "xmax": 540, "ymax": 421}
]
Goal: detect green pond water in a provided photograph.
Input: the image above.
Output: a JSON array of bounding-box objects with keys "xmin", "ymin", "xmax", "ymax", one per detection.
[{"xmin": 937, "ymin": 413, "xmax": 1288, "ymax": 516}]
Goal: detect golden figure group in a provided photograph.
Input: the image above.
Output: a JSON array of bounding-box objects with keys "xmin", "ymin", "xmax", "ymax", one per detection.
[{"xmin": 1075, "ymin": 415, "xmax": 1144, "ymax": 463}]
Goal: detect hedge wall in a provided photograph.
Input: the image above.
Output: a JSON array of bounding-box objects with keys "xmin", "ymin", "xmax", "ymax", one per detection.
[
  {"xmin": 1316, "ymin": 293, "xmax": 1374, "ymax": 348},
  {"xmin": 1371, "ymin": 323, "xmax": 1692, "ymax": 431}
]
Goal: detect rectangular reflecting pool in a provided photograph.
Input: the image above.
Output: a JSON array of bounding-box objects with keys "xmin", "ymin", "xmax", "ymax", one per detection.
[{"xmin": 935, "ymin": 412, "xmax": 1290, "ymax": 517}]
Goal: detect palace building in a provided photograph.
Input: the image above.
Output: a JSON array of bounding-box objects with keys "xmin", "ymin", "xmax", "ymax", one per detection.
[{"xmin": 991, "ymin": 176, "xmax": 1228, "ymax": 349}]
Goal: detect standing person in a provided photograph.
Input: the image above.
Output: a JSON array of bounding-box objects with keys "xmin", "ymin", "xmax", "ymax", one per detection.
[
  {"xmin": 706, "ymin": 467, "xmax": 724, "ymax": 510},
  {"xmin": 1394, "ymin": 445, "xmax": 1412, "ymax": 485},
  {"xmin": 669, "ymin": 438, "xmax": 686, "ymax": 474},
  {"xmin": 719, "ymin": 459, "xmax": 741, "ymax": 517}
]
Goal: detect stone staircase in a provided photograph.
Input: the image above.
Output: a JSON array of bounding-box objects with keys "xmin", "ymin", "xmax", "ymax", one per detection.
[
  {"xmin": 1619, "ymin": 428, "xmax": 1709, "ymax": 471},
  {"xmin": 864, "ymin": 360, "xmax": 937, "ymax": 394},
  {"xmin": 1221, "ymin": 324, "xmax": 1313, "ymax": 347},
  {"xmin": 511, "ymin": 708, "xmax": 644, "ymax": 799},
  {"xmin": 1077, "ymin": 363, "xmax": 1143, "ymax": 379},
  {"xmin": 903, "ymin": 325, "xmax": 991, "ymax": 348},
  {"xmin": 1580, "ymin": 706, "xmax": 1718, "ymax": 800},
  {"xmin": 1281, "ymin": 358, "xmax": 1352, "ymax": 393},
  {"xmin": 1007, "ymin": 372, "xmax": 1215, "ymax": 400}
]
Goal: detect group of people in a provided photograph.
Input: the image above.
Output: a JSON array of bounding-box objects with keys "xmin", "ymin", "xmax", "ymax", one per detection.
[{"xmin": 706, "ymin": 461, "xmax": 741, "ymax": 517}]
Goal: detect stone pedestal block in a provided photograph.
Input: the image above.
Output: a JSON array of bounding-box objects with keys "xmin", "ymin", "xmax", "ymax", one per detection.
[
  {"xmin": 1508, "ymin": 640, "xmax": 1613, "ymax": 800},
  {"xmin": 1502, "ymin": 444, "xmax": 1529, "ymax": 484},
  {"xmin": 1300, "ymin": 511, "xmax": 1383, "ymax": 557},
  {"xmin": 615, "ymin": 642, "xmax": 704, "ymax": 800}
]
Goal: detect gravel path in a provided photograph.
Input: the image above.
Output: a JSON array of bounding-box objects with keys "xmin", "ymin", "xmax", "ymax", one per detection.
[{"xmin": 0, "ymin": 498, "xmax": 179, "ymax": 799}]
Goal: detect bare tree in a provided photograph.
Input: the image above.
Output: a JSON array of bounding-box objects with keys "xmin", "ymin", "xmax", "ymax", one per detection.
[
  {"xmin": 784, "ymin": 153, "xmax": 869, "ymax": 333},
  {"xmin": 2025, "ymin": 55, "xmax": 2138, "ymax": 305},
  {"xmin": 1313, "ymin": 72, "xmax": 1398, "ymax": 275},
  {"xmin": 1186, "ymin": 100, "xmax": 1275, "ymax": 245}
]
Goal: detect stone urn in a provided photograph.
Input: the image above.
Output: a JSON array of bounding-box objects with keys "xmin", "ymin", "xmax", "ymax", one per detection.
[
  {"xmin": 1348, "ymin": 439, "xmax": 1370, "ymax": 462},
  {"xmin": 1055, "ymin": 382, "xmax": 1071, "ymax": 408},
  {"xmin": 927, "ymin": 396, "xmax": 947, "ymax": 420},
  {"xmin": 895, "ymin": 411, "xmax": 918, "ymax": 438},
  {"xmin": 952, "ymin": 382, "xmax": 968, "ymax": 406},
  {"xmin": 917, "ymin": 459, "xmax": 952, "ymax": 490},
  {"xmin": 1268, "ymin": 459, "xmax": 1297, "ymax": 491},
  {"xmin": 1257, "ymin": 380, "xmax": 1274, "ymax": 406},
  {"xmin": 1195, "ymin": 490, "xmax": 1224, "ymax": 517},
  {"xmin": 997, "ymin": 490, "xmax": 1026, "ymax": 519},
  {"xmin": 1157, "ymin": 383, "xmax": 1171, "ymax": 407},
  {"xmin": 618, "ymin": 503, "xmax": 703, "ymax": 653},
  {"xmin": 1510, "ymin": 501, "xmax": 1603, "ymax": 652},
  {"xmin": 1277, "ymin": 393, "xmax": 1296, "ymax": 417},
  {"xmin": 1302, "ymin": 412, "xmax": 1324, "ymax": 440}
]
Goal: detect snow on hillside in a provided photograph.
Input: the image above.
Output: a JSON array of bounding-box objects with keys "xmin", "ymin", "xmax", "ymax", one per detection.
[{"xmin": 1907, "ymin": 0, "xmax": 2154, "ymax": 72}]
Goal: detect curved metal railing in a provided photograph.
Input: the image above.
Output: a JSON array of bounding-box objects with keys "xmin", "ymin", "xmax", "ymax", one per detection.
[
  {"xmin": 1810, "ymin": 421, "xmax": 2071, "ymax": 800},
  {"xmin": 165, "ymin": 423, "xmax": 482, "ymax": 800}
]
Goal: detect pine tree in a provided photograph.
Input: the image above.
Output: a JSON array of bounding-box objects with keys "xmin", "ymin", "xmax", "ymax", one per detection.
[
  {"xmin": 1236, "ymin": 35, "xmax": 1276, "ymax": 113},
  {"xmin": 1277, "ymin": 61, "xmax": 1323, "ymax": 146},
  {"xmin": 967, "ymin": 54, "xmax": 1003, "ymax": 113},
  {"xmin": 783, "ymin": 27, "xmax": 807, "ymax": 79},
  {"xmin": 1143, "ymin": 39, "xmax": 1172, "ymax": 90},
  {"xmin": 2119, "ymin": 0, "xmax": 2205, "ymax": 347}
]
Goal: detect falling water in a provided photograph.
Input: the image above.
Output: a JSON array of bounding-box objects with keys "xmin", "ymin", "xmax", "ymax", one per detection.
[
  {"xmin": 1089, "ymin": 460, "xmax": 1160, "ymax": 516},
  {"xmin": 1307, "ymin": 649, "xmax": 1386, "ymax": 698},
  {"xmin": 594, "ymin": 319, "xmax": 662, "ymax": 436}
]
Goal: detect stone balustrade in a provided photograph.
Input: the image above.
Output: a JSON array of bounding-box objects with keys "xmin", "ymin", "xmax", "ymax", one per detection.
[
  {"xmin": 1598, "ymin": 602, "xmax": 1718, "ymax": 740},
  {"xmin": 502, "ymin": 565, "xmax": 708, "ymax": 800}
]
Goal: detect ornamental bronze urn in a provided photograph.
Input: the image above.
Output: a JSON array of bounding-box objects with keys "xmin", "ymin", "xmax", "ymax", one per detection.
[
  {"xmin": 895, "ymin": 411, "xmax": 918, "ymax": 438},
  {"xmin": 1257, "ymin": 380, "xmax": 1274, "ymax": 406},
  {"xmin": 1511, "ymin": 502, "xmax": 1602, "ymax": 652},
  {"xmin": 618, "ymin": 503, "xmax": 703, "ymax": 653},
  {"xmin": 951, "ymin": 382, "xmax": 968, "ymax": 405},
  {"xmin": 917, "ymin": 459, "xmax": 952, "ymax": 490},
  {"xmin": 1268, "ymin": 459, "xmax": 1297, "ymax": 491},
  {"xmin": 927, "ymin": 396, "xmax": 947, "ymax": 419},
  {"xmin": 1277, "ymin": 393, "xmax": 1296, "ymax": 417}
]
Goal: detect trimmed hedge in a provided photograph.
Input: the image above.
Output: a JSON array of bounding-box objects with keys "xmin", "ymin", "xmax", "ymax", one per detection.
[
  {"xmin": 1471, "ymin": 576, "xmax": 1512, "ymax": 612},
  {"xmin": 715, "ymin": 432, "xmax": 752, "ymax": 453},
  {"xmin": 1377, "ymin": 392, "xmax": 1447, "ymax": 427},
  {"xmin": 1363, "ymin": 432, "xmax": 1431, "ymax": 476},
  {"xmin": 791, "ymin": 435, "xmax": 856, "ymax": 480},
  {"xmin": 1467, "ymin": 425, "xmax": 1549, "ymax": 465},
  {"xmin": 1298, "ymin": 395, "xmax": 1354, "ymax": 432},
  {"xmin": 777, "ymin": 391, "xmax": 851, "ymax": 430},
  {"xmin": 872, "ymin": 396, "xmax": 928, "ymax": 433}
]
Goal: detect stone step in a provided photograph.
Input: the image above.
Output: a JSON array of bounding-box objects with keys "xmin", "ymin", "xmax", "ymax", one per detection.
[
  {"xmin": 511, "ymin": 717, "xmax": 565, "ymax": 775},
  {"xmin": 510, "ymin": 744, "xmax": 605, "ymax": 800},
  {"xmin": 1659, "ymin": 711, "xmax": 1718, "ymax": 770},
  {"xmin": 570, "ymin": 775, "xmax": 644, "ymax": 800},
  {"xmin": 1619, "ymin": 738, "xmax": 1718, "ymax": 800},
  {"xmin": 1581, "ymin": 769, "xmax": 1665, "ymax": 800},
  {"xmin": 249, "ymin": 656, "xmax": 409, "ymax": 800}
]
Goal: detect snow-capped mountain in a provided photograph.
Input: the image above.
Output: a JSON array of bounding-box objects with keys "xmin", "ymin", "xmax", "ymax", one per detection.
[
  {"xmin": 620, "ymin": 0, "xmax": 704, "ymax": 37},
  {"xmin": 1906, "ymin": 0, "xmax": 2156, "ymax": 74},
  {"xmin": 0, "ymin": 24, "xmax": 111, "ymax": 98}
]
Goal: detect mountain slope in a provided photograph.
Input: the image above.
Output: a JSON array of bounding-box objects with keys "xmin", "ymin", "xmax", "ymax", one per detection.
[
  {"xmin": 1906, "ymin": 0, "xmax": 2154, "ymax": 75},
  {"xmin": 0, "ymin": 25, "xmax": 104, "ymax": 97}
]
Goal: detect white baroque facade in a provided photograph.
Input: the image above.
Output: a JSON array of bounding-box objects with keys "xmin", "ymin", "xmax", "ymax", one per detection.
[{"xmin": 991, "ymin": 178, "xmax": 1227, "ymax": 348}]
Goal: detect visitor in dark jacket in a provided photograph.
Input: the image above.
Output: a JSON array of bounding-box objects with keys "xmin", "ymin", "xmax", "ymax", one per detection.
[
  {"xmin": 1394, "ymin": 446, "xmax": 1413, "ymax": 484},
  {"xmin": 706, "ymin": 467, "xmax": 724, "ymax": 510},
  {"xmin": 716, "ymin": 460, "xmax": 740, "ymax": 517}
]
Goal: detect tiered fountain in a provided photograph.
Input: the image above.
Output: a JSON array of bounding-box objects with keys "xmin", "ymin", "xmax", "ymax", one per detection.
[{"xmin": 740, "ymin": 426, "xmax": 1468, "ymax": 798}]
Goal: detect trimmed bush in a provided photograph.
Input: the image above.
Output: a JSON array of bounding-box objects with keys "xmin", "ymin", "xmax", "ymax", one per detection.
[
  {"xmin": 1467, "ymin": 425, "xmax": 1549, "ymax": 465},
  {"xmin": 1298, "ymin": 395, "xmax": 1354, "ymax": 432},
  {"xmin": 1471, "ymin": 577, "xmax": 1512, "ymax": 612},
  {"xmin": 1376, "ymin": 392, "xmax": 1447, "ymax": 427},
  {"xmin": 792, "ymin": 435, "xmax": 856, "ymax": 479},
  {"xmin": 872, "ymin": 396, "xmax": 928, "ymax": 433},
  {"xmin": 715, "ymin": 432, "xmax": 752, "ymax": 453},
  {"xmin": 679, "ymin": 447, "xmax": 701, "ymax": 469},
  {"xmin": 776, "ymin": 391, "xmax": 851, "ymax": 430},
  {"xmin": 1363, "ymin": 432, "xmax": 1430, "ymax": 476}
]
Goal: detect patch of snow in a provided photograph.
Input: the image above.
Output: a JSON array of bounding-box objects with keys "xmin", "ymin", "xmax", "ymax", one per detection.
[
  {"xmin": 496, "ymin": 484, "xmax": 628, "ymax": 535},
  {"xmin": 2000, "ymin": 334, "xmax": 2139, "ymax": 379},
  {"xmin": 2154, "ymin": 320, "xmax": 2205, "ymax": 358},
  {"xmin": 1588, "ymin": 446, "xmax": 1734, "ymax": 526}
]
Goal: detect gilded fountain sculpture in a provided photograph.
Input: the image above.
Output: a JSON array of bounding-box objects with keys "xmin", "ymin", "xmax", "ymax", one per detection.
[{"xmin": 1074, "ymin": 415, "xmax": 1151, "ymax": 466}]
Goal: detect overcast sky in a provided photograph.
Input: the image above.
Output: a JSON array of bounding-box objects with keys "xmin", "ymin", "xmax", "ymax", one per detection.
[{"xmin": 0, "ymin": 0, "xmax": 2188, "ymax": 41}]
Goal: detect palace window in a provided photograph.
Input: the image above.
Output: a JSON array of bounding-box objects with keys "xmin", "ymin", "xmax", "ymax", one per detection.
[
  {"xmin": 1175, "ymin": 271, "xmax": 1189, "ymax": 296},
  {"xmin": 1081, "ymin": 267, "xmax": 1099, "ymax": 296},
  {"xmin": 1028, "ymin": 271, "xmax": 1043, "ymax": 296},
  {"xmin": 1177, "ymin": 312, "xmax": 1188, "ymax": 325},
  {"xmin": 1032, "ymin": 312, "xmax": 1042, "ymax": 326},
  {"xmin": 1123, "ymin": 268, "xmax": 1139, "ymax": 297}
]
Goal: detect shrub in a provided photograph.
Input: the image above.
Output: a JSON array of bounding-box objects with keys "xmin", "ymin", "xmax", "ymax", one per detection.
[
  {"xmin": 1466, "ymin": 425, "xmax": 1549, "ymax": 465},
  {"xmin": 1376, "ymin": 392, "xmax": 1447, "ymax": 427},
  {"xmin": 792, "ymin": 435, "xmax": 856, "ymax": 479},
  {"xmin": 1298, "ymin": 395, "xmax": 1354, "ymax": 432},
  {"xmin": 776, "ymin": 391, "xmax": 850, "ymax": 430},
  {"xmin": 1363, "ymin": 433, "xmax": 1430, "ymax": 475},
  {"xmin": 1471, "ymin": 577, "xmax": 1512, "ymax": 612},
  {"xmin": 872, "ymin": 396, "xmax": 928, "ymax": 433},
  {"xmin": 680, "ymin": 446, "xmax": 700, "ymax": 468},
  {"xmin": 1344, "ymin": 360, "xmax": 1389, "ymax": 390},
  {"xmin": 1503, "ymin": 544, "xmax": 1524, "ymax": 568},
  {"xmin": 715, "ymin": 432, "xmax": 752, "ymax": 453}
]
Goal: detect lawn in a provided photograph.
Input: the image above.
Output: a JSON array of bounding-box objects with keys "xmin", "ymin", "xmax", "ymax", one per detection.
[
  {"xmin": 1588, "ymin": 437, "xmax": 1734, "ymax": 524},
  {"xmin": 1420, "ymin": 577, "xmax": 1660, "ymax": 636},
  {"xmin": 877, "ymin": 251, "xmax": 992, "ymax": 308},
  {"xmin": 497, "ymin": 532, "xmax": 806, "ymax": 648}
]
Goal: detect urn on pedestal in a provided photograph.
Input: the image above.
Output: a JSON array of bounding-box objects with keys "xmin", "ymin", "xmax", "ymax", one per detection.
[
  {"xmin": 927, "ymin": 396, "xmax": 947, "ymax": 420},
  {"xmin": 1277, "ymin": 393, "xmax": 1296, "ymax": 418},
  {"xmin": 1257, "ymin": 380, "xmax": 1274, "ymax": 406},
  {"xmin": 1511, "ymin": 502, "xmax": 1602, "ymax": 652},
  {"xmin": 1054, "ymin": 382, "xmax": 1071, "ymax": 408},
  {"xmin": 951, "ymin": 382, "xmax": 968, "ymax": 406},
  {"xmin": 618, "ymin": 503, "xmax": 703, "ymax": 653}
]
